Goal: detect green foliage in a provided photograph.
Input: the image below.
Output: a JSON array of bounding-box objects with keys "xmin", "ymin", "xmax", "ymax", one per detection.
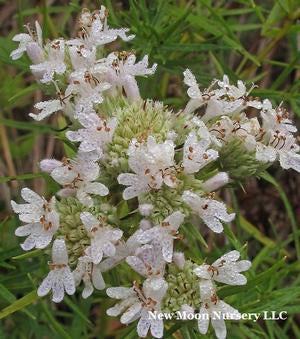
[{"xmin": 1, "ymin": 0, "xmax": 300, "ymax": 338}]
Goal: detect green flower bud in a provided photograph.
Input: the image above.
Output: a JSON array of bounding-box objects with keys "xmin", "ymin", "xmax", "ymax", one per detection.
[
  {"xmin": 218, "ymin": 139, "xmax": 270, "ymax": 180},
  {"xmin": 162, "ymin": 260, "xmax": 200, "ymax": 312},
  {"xmin": 97, "ymin": 96, "xmax": 193, "ymax": 183},
  {"xmin": 56, "ymin": 197, "xmax": 117, "ymax": 267}
]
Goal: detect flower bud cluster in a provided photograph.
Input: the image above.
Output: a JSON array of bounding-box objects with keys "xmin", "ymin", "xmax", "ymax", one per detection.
[{"xmin": 10, "ymin": 5, "xmax": 300, "ymax": 339}]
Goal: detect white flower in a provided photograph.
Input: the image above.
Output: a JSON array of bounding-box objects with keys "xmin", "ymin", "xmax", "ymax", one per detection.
[
  {"xmin": 11, "ymin": 188, "xmax": 59, "ymax": 250},
  {"xmin": 183, "ymin": 132, "xmax": 219, "ymax": 174},
  {"xmin": 106, "ymin": 279, "xmax": 167, "ymax": 338},
  {"xmin": 68, "ymin": 45, "xmax": 97, "ymax": 77},
  {"xmin": 203, "ymin": 97, "xmax": 244, "ymax": 122},
  {"xmin": 183, "ymin": 72, "xmax": 260, "ymax": 122},
  {"xmin": 215, "ymin": 75, "xmax": 246, "ymax": 99},
  {"xmin": 73, "ymin": 255, "xmax": 105, "ymax": 298},
  {"xmin": 37, "ymin": 239, "xmax": 75, "ymax": 303},
  {"xmin": 197, "ymin": 280, "xmax": 240, "ymax": 339},
  {"xmin": 209, "ymin": 115, "xmax": 260, "ymax": 151},
  {"xmin": 66, "ymin": 113, "xmax": 117, "ymax": 155},
  {"xmin": 137, "ymin": 211, "xmax": 185, "ymax": 262},
  {"xmin": 192, "ymin": 117, "xmax": 222, "ymax": 147},
  {"xmin": 204, "ymin": 75, "xmax": 259, "ymax": 123},
  {"xmin": 10, "ymin": 21, "xmax": 43, "ymax": 62},
  {"xmin": 182, "ymin": 191, "xmax": 235, "ymax": 233},
  {"xmin": 126, "ymin": 244, "xmax": 166, "ymax": 289},
  {"xmin": 80, "ymin": 212, "xmax": 123, "ymax": 264},
  {"xmin": 184, "ymin": 69, "xmax": 203, "ymax": 101},
  {"xmin": 202, "ymin": 172, "xmax": 229, "ymax": 192},
  {"xmin": 254, "ymin": 100, "xmax": 300, "ymax": 172},
  {"xmin": 40, "ymin": 151, "xmax": 108, "ymax": 207},
  {"xmin": 69, "ymin": 6, "xmax": 134, "ymax": 49},
  {"xmin": 10, "ymin": 33, "xmax": 33, "ymax": 60},
  {"xmin": 183, "ymin": 69, "xmax": 206, "ymax": 114},
  {"xmin": 29, "ymin": 99, "xmax": 63, "ymax": 121},
  {"xmin": 30, "ymin": 39, "xmax": 66, "ymax": 83},
  {"xmin": 260, "ymin": 99, "xmax": 297, "ymax": 134},
  {"xmin": 118, "ymin": 136, "xmax": 176, "ymax": 200},
  {"xmin": 65, "ymin": 80, "xmax": 111, "ymax": 116},
  {"xmin": 138, "ymin": 203, "xmax": 154, "ymax": 216},
  {"xmin": 256, "ymin": 133, "xmax": 300, "ymax": 172},
  {"xmin": 104, "ymin": 53, "xmax": 157, "ymax": 100},
  {"xmin": 194, "ymin": 250, "xmax": 251, "ymax": 285},
  {"xmin": 183, "ymin": 70, "xmax": 253, "ymax": 120},
  {"xmin": 99, "ymin": 229, "xmax": 144, "ymax": 272}
]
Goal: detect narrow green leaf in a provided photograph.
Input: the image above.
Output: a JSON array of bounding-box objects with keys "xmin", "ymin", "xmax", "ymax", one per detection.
[
  {"xmin": 0, "ymin": 172, "xmax": 47, "ymax": 184},
  {"xmin": 64, "ymin": 296, "xmax": 92, "ymax": 325},
  {"xmin": 12, "ymin": 249, "xmax": 42, "ymax": 260},
  {"xmin": 0, "ymin": 290, "xmax": 38, "ymax": 319},
  {"xmin": 41, "ymin": 301, "xmax": 72, "ymax": 339},
  {"xmin": 0, "ymin": 117, "xmax": 55, "ymax": 133},
  {"xmin": 8, "ymin": 83, "xmax": 39, "ymax": 103},
  {"xmin": 0, "ymin": 284, "xmax": 35, "ymax": 319},
  {"xmin": 260, "ymin": 171, "xmax": 300, "ymax": 260}
]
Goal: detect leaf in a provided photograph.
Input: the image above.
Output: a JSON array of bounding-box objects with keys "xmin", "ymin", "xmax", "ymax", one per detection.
[
  {"xmin": 64, "ymin": 296, "xmax": 92, "ymax": 325},
  {"xmin": 271, "ymin": 51, "xmax": 300, "ymax": 90},
  {"xmin": 260, "ymin": 171, "xmax": 300, "ymax": 260},
  {"xmin": 251, "ymin": 287, "xmax": 300, "ymax": 312},
  {"xmin": 41, "ymin": 301, "xmax": 72, "ymax": 339},
  {"xmin": 0, "ymin": 290, "xmax": 38, "ymax": 319},
  {"xmin": 262, "ymin": 2, "xmax": 286, "ymax": 36},
  {"xmin": 218, "ymin": 257, "xmax": 286, "ymax": 298},
  {"xmin": 12, "ymin": 249, "xmax": 42, "ymax": 260},
  {"xmin": 117, "ymin": 200, "xmax": 130, "ymax": 219},
  {"xmin": 0, "ymin": 172, "xmax": 47, "ymax": 184},
  {"xmin": 0, "ymin": 283, "xmax": 16, "ymax": 303},
  {"xmin": 8, "ymin": 83, "xmax": 39, "ymax": 103},
  {"xmin": 161, "ymin": 43, "xmax": 230, "ymax": 52},
  {"xmin": 229, "ymin": 207, "xmax": 282, "ymax": 250},
  {"xmin": 0, "ymin": 117, "xmax": 56, "ymax": 133},
  {"xmin": 0, "ymin": 284, "xmax": 35, "ymax": 319}
]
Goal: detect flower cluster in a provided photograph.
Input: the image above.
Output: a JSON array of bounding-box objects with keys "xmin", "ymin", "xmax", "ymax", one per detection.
[{"xmin": 10, "ymin": 5, "xmax": 300, "ymax": 339}]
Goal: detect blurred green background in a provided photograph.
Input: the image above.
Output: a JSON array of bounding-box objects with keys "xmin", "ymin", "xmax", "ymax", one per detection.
[{"xmin": 0, "ymin": 0, "xmax": 300, "ymax": 338}]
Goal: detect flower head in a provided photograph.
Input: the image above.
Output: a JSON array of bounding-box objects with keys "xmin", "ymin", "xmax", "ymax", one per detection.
[
  {"xmin": 69, "ymin": 6, "xmax": 134, "ymax": 49},
  {"xmin": 30, "ymin": 39, "xmax": 66, "ymax": 83},
  {"xmin": 183, "ymin": 131, "xmax": 218, "ymax": 174},
  {"xmin": 118, "ymin": 136, "xmax": 176, "ymax": 200},
  {"xmin": 99, "ymin": 229, "xmax": 144, "ymax": 272},
  {"xmin": 194, "ymin": 250, "xmax": 251, "ymax": 285},
  {"xmin": 182, "ymin": 191, "xmax": 235, "ymax": 233},
  {"xmin": 197, "ymin": 280, "xmax": 240, "ymax": 339},
  {"xmin": 10, "ymin": 21, "xmax": 43, "ymax": 61},
  {"xmin": 40, "ymin": 151, "xmax": 108, "ymax": 207},
  {"xmin": 37, "ymin": 239, "xmax": 75, "ymax": 302},
  {"xmin": 73, "ymin": 255, "xmax": 105, "ymax": 298},
  {"xmin": 137, "ymin": 211, "xmax": 185, "ymax": 262},
  {"xmin": 126, "ymin": 243, "xmax": 166, "ymax": 289},
  {"xmin": 29, "ymin": 99, "xmax": 63, "ymax": 121},
  {"xmin": 80, "ymin": 212, "xmax": 123, "ymax": 264},
  {"xmin": 66, "ymin": 114, "xmax": 117, "ymax": 155},
  {"xmin": 11, "ymin": 188, "xmax": 59, "ymax": 250},
  {"xmin": 65, "ymin": 80, "xmax": 111, "ymax": 116},
  {"xmin": 255, "ymin": 125, "xmax": 300, "ymax": 172},
  {"xmin": 106, "ymin": 279, "xmax": 167, "ymax": 338},
  {"xmin": 104, "ymin": 53, "xmax": 157, "ymax": 100}
]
